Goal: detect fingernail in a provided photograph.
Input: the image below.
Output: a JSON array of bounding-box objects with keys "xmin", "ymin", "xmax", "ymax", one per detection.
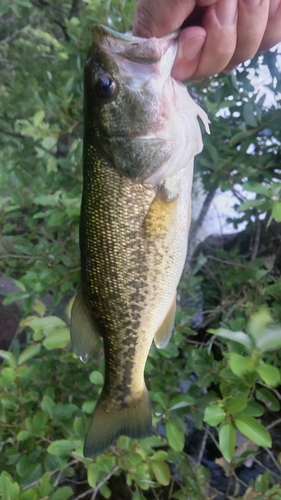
[
  {"xmin": 182, "ymin": 35, "xmax": 206, "ymax": 61},
  {"xmin": 243, "ymin": 0, "xmax": 262, "ymax": 6},
  {"xmin": 269, "ymin": 0, "xmax": 280, "ymax": 15},
  {"xmin": 215, "ymin": 0, "xmax": 237, "ymax": 26}
]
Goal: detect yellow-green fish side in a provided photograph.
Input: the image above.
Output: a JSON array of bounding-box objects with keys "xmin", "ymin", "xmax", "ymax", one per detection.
[{"xmin": 71, "ymin": 143, "xmax": 192, "ymax": 456}]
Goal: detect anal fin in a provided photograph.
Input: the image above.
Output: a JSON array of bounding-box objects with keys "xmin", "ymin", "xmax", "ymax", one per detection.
[
  {"xmin": 154, "ymin": 297, "xmax": 176, "ymax": 349},
  {"xmin": 70, "ymin": 285, "xmax": 101, "ymax": 363}
]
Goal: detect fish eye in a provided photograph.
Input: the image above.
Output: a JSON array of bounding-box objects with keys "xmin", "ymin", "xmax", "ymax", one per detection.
[{"xmin": 95, "ymin": 74, "xmax": 117, "ymax": 99}]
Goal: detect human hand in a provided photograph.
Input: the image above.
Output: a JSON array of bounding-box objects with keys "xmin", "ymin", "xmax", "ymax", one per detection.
[{"xmin": 133, "ymin": 0, "xmax": 281, "ymax": 80}]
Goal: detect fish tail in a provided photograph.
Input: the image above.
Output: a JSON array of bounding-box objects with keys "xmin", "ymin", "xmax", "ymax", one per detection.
[{"xmin": 83, "ymin": 389, "xmax": 152, "ymax": 457}]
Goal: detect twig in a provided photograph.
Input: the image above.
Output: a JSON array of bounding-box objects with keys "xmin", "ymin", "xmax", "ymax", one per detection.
[
  {"xmin": 197, "ymin": 424, "xmax": 209, "ymax": 465},
  {"xmin": 75, "ymin": 487, "xmax": 94, "ymax": 499},
  {"xmin": 264, "ymin": 447, "xmax": 281, "ymax": 473},
  {"xmin": 0, "ymin": 27, "xmax": 28, "ymax": 45},
  {"xmin": 253, "ymin": 456, "xmax": 280, "ymax": 479},
  {"xmin": 0, "ymin": 126, "xmax": 57, "ymax": 157},
  {"xmin": 90, "ymin": 466, "xmax": 120, "ymax": 500},
  {"xmin": 69, "ymin": 0, "xmax": 83, "ymax": 19},
  {"xmin": 206, "ymin": 428, "xmax": 220, "ymax": 451},
  {"xmin": 0, "ymin": 126, "xmax": 23, "ymax": 139},
  {"xmin": 251, "ymin": 212, "xmax": 261, "ymax": 261},
  {"xmin": 23, "ymin": 459, "xmax": 79, "ymax": 491},
  {"xmin": 266, "ymin": 417, "xmax": 281, "ymax": 430},
  {"xmin": 168, "ymin": 478, "xmax": 174, "ymax": 499},
  {"xmin": 53, "ymin": 459, "xmax": 80, "ymax": 488},
  {"xmin": 186, "ymin": 188, "xmax": 217, "ymax": 264},
  {"xmin": 204, "ymin": 255, "xmax": 253, "ymax": 269},
  {"xmin": 0, "ymin": 254, "xmax": 44, "ymax": 260},
  {"xmin": 152, "ymin": 487, "xmax": 161, "ymax": 500}
]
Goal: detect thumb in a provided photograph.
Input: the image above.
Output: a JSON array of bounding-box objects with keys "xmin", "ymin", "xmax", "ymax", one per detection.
[{"xmin": 133, "ymin": 0, "xmax": 197, "ymax": 38}]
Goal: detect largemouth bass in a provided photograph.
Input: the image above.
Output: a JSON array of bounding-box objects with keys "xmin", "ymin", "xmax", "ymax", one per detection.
[{"xmin": 71, "ymin": 24, "xmax": 209, "ymax": 458}]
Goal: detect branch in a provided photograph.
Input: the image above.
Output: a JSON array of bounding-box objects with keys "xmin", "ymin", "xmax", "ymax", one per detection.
[
  {"xmin": 250, "ymin": 212, "xmax": 261, "ymax": 261},
  {"xmin": 69, "ymin": 0, "xmax": 83, "ymax": 19},
  {"xmin": 186, "ymin": 188, "xmax": 217, "ymax": 265},
  {"xmin": 0, "ymin": 126, "xmax": 23, "ymax": 139},
  {"xmin": 0, "ymin": 27, "xmax": 28, "ymax": 45},
  {"xmin": 0, "ymin": 254, "xmax": 43, "ymax": 260},
  {"xmin": 0, "ymin": 126, "xmax": 57, "ymax": 157},
  {"xmin": 91, "ymin": 466, "xmax": 120, "ymax": 500}
]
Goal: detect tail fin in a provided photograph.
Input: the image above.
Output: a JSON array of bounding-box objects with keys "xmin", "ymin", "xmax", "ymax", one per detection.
[{"xmin": 83, "ymin": 389, "xmax": 152, "ymax": 457}]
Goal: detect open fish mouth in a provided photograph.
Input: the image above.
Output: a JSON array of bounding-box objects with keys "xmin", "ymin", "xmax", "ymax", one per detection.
[{"xmin": 91, "ymin": 23, "xmax": 179, "ymax": 64}]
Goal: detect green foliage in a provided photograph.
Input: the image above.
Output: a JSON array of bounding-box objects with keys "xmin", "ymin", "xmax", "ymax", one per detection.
[{"xmin": 1, "ymin": 0, "xmax": 281, "ymax": 498}]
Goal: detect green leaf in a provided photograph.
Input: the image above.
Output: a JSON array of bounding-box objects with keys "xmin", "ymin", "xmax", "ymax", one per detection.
[
  {"xmin": 234, "ymin": 414, "xmax": 272, "ymax": 447},
  {"xmin": 47, "ymin": 440, "xmax": 75, "ymax": 457},
  {"xmin": 43, "ymin": 327, "xmax": 70, "ymax": 350},
  {"xmin": 38, "ymin": 473, "xmax": 53, "ymax": 497},
  {"xmin": 87, "ymin": 463, "xmax": 99, "ymax": 488},
  {"xmin": 18, "ymin": 343, "xmax": 41, "ymax": 365},
  {"xmin": 0, "ymin": 471, "xmax": 20, "ymax": 500},
  {"xmin": 16, "ymin": 455, "xmax": 30, "ymax": 478},
  {"xmin": 209, "ymin": 328, "xmax": 253, "ymax": 349},
  {"xmin": 41, "ymin": 395, "xmax": 56, "ymax": 417},
  {"xmin": 50, "ymin": 486, "xmax": 73, "ymax": 500},
  {"xmin": 151, "ymin": 450, "xmax": 169, "ymax": 461},
  {"xmin": 256, "ymin": 326, "xmax": 281, "ymax": 352},
  {"xmin": 204, "ymin": 404, "xmax": 226, "ymax": 426},
  {"xmin": 17, "ymin": 430, "xmax": 30, "ymax": 441},
  {"xmin": 229, "ymin": 129, "xmax": 255, "ymax": 147},
  {"xmin": 256, "ymin": 388, "xmax": 280, "ymax": 411},
  {"xmin": 99, "ymin": 483, "xmax": 111, "ymax": 499},
  {"xmin": 151, "ymin": 461, "xmax": 171, "ymax": 486},
  {"xmin": 242, "ymin": 182, "xmax": 270, "ymax": 197},
  {"xmin": 82, "ymin": 400, "xmax": 95, "ymax": 414},
  {"xmin": 32, "ymin": 298, "xmax": 47, "ymax": 317},
  {"xmin": 248, "ymin": 309, "xmax": 272, "ymax": 343},
  {"xmin": 33, "ymin": 110, "xmax": 45, "ymax": 126},
  {"xmin": 73, "ymin": 417, "xmax": 87, "ymax": 439},
  {"xmin": 272, "ymin": 201, "xmax": 281, "ymax": 222},
  {"xmin": 0, "ymin": 350, "xmax": 17, "ymax": 368},
  {"xmin": 242, "ymin": 102, "xmax": 258, "ymax": 127},
  {"xmin": 89, "ymin": 370, "xmax": 104, "ymax": 385},
  {"xmin": 219, "ymin": 423, "xmax": 236, "ymax": 462},
  {"xmin": 225, "ymin": 395, "xmax": 247, "ymax": 415},
  {"xmin": 1, "ymin": 393, "xmax": 19, "ymax": 409},
  {"xmin": 26, "ymin": 316, "xmax": 66, "ymax": 330},
  {"xmin": 20, "ymin": 489, "xmax": 38, "ymax": 500},
  {"xmin": 243, "ymin": 400, "xmax": 264, "ymax": 417},
  {"xmin": 168, "ymin": 394, "xmax": 194, "ymax": 411},
  {"xmin": 228, "ymin": 353, "xmax": 253, "ymax": 377},
  {"xmin": 256, "ymin": 361, "xmax": 280, "ymax": 387},
  {"xmin": 166, "ymin": 420, "xmax": 185, "ymax": 452}
]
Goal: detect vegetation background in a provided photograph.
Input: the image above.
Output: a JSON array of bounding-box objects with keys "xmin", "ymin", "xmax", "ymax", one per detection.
[{"xmin": 0, "ymin": 0, "xmax": 281, "ymax": 498}]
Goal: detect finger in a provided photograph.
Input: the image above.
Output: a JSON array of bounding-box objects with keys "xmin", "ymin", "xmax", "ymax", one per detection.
[
  {"xmin": 171, "ymin": 27, "xmax": 206, "ymax": 80},
  {"xmin": 260, "ymin": 0, "xmax": 281, "ymax": 50},
  {"xmin": 225, "ymin": 0, "xmax": 270, "ymax": 71},
  {"xmin": 189, "ymin": 0, "xmax": 238, "ymax": 79},
  {"xmin": 133, "ymin": 0, "xmax": 197, "ymax": 37}
]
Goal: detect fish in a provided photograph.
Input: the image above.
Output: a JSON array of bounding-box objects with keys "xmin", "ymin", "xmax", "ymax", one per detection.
[{"xmin": 70, "ymin": 23, "xmax": 209, "ymax": 458}]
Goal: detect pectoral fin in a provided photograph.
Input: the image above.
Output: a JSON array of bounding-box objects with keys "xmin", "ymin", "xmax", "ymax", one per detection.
[
  {"xmin": 154, "ymin": 297, "xmax": 176, "ymax": 349},
  {"xmin": 70, "ymin": 285, "xmax": 101, "ymax": 363}
]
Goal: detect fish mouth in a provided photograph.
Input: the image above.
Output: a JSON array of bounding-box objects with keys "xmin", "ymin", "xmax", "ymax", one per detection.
[{"xmin": 92, "ymin": 23, "xmax": 179, "ymax": 64}]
